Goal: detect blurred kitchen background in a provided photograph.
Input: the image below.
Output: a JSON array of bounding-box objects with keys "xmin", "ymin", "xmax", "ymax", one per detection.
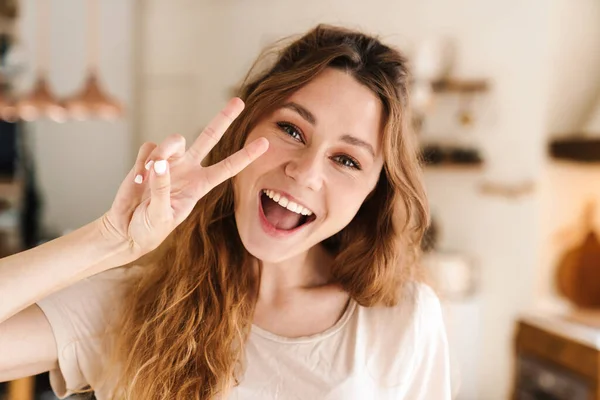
[{"xmin": 2, "ymin": 0, "xmax": 600, "ymax": 399}]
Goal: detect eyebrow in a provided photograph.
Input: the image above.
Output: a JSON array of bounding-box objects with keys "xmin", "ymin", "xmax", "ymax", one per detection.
[
  {"xmin": 340, "ymin": 135, "xmax": 375, "ymax": 158},
  {"xmin": 281, "ymin": 102, "xmax": 376, "ymax": 158},
  {"xmin": 282, "ymin": 102, "xmax": 316, "ymax": 125}
]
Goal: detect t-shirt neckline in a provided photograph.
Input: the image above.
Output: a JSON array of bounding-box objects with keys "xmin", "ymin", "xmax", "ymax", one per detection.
[{"xmin": 250, "ymin": 298, "xmax": 358, "ymax": 344}]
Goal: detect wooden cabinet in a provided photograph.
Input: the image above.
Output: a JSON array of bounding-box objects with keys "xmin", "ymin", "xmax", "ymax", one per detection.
[
  {"xmin": 6, "ymin": 378, "xmax": 35, "ymax": 400},
  {"xmin": 513, "ymin": 317, "xmax": 600, "ymax": 400}
]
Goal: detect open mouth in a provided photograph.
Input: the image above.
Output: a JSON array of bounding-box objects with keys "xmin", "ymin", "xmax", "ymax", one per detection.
[{"xmin": 259, "ymin": 189, "xmax": 317, "ymax": 232}]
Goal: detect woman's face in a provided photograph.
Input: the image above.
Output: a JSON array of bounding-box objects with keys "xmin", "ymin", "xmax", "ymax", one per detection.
[{"xmin": 233, "ymin": 68, "xmax": 385, "ymax": 263}]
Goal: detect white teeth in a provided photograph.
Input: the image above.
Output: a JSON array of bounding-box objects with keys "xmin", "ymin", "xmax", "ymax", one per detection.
[
  {"xmin": 263, "ymin": 189, "xmax": 314, "ymax": 217},
  {"xmin": 287, "ymin": 202, "xmax": 298, "ymax": 212}
]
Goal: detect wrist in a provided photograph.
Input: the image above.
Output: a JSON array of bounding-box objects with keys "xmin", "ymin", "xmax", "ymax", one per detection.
[{"xmin": 89, "ymin": 214, "xmax": 139, "ymax": 267}]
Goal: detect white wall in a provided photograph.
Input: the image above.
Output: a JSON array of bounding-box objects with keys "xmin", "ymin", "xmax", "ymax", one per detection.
[
  {"xmin": 16, "ymin": 0, "xmax": 135, "ymax": 234},
  {"xmin": 545, "ymin": 0, "xmax": 600, "ymax": 136}
]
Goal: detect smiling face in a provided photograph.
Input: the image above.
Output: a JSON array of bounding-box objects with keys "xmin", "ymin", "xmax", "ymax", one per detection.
[{"xmin": 233, "ymin": 68, "xmax": 386, "ymax": 263}]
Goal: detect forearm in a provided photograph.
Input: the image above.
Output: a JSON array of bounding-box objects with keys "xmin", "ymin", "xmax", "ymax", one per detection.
[{"xmin": 0, "ymin": 217, "xmax": 134, "ymax": 324}]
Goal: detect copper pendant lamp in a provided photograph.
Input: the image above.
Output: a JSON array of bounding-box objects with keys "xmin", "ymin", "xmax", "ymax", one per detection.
[
  {"xmin": 0, "ymin": 90, "xmax": 19, "ymax": 122},
  {"xmin": 16, "ymin": 0, "xmax": 66, "ymax": 122},
  {"xmin": 0, "ymin": 74, "xmax": 18, "ymax": 122},
  {"xmin": 64, "ymin": 0, "xmax": 123, "ymax": 121}
]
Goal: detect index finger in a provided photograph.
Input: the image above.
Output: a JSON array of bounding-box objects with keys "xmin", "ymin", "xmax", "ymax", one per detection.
[
  {"xmin": 187, "ymin": 98, "xmax": 245, "ymax": 163},
  {"xmin": 202, "ymin": 137, "xmax": 269, "ymax": 192}
]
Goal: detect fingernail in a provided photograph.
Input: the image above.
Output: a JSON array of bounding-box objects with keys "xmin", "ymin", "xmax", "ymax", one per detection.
[
  {"xmin": 154, "ymin": 160, "xmax": 167, "ymax": 175},
  {"xmin": 145, "ymin": 160, "xmax": 154, "ymax": 170},
  {"xmin": 134, "ymin": 174, "xmax": 143, "ymax": 184}
]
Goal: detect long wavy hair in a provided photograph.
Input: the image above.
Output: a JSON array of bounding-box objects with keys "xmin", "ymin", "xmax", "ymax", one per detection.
[{"xmin": 95, "ymin": 24, "xmax": 429, "ymax": 400}]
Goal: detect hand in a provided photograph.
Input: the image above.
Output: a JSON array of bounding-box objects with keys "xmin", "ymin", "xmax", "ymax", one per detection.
[{"xmin": 99, "ymin": 98, "xmax": 268, "ymax": 256}]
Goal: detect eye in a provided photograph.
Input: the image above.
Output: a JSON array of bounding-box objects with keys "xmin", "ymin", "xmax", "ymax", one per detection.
[
  {"xmin": 332, "ymin": 155, "xmax": 362, "ymax": 170},
  {"xmin": 276, "ymin": 121, "xmax": 304, "ymax": 143}
]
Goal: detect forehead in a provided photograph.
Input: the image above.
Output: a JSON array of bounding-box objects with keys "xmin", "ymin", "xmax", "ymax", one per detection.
[{"xmin": 283, "ymin": 68, "xmax": 385, "ymax": 155}]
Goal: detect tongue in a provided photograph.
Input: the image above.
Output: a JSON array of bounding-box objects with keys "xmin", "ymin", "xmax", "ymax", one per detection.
[{"xmin": 263, "ymin": 197, "xmax": 303, "ymax": 230}]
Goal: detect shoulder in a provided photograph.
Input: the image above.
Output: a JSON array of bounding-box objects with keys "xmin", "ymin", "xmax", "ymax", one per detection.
[
  {"xmin": 349, "ymin": 282, "xmax": 451, "ymax": 396},
  {"xmin": 410, "ymin": 282, "xmax": 445, "ymax": 330},
  {"xmin": 352, "ymin": 281, "xmax": 446, "ymax": 349},
  {"xmin": 353, "ymin": 281, "xmax": 447, "ymax": 362},
  {"xmin": 357, "ymin": 282, "xmax": 443, "ymax": 328}
]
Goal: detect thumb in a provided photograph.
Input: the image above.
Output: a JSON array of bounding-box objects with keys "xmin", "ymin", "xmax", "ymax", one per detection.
[{"xmin": 148, "ymin": 159, "xmax": 172, "ymax": 224}]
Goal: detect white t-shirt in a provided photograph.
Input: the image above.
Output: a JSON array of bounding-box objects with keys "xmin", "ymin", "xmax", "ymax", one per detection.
[{"xmin": 36, "ymin": 266, "xmax": 452, "ymax": 399}]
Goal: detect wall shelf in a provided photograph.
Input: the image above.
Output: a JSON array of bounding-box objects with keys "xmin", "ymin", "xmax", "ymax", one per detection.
[
  {"xmin": 431, "ymin": 78, "xmax": 490, "ymax": 94},
  {"xmin": 420, "ymin": 144, "xmax": 484, "ymax": 167},
  {"xmin": 549, "ymin": 136, "xmax": 600, "ymax": 162},
  {"xmin": 423, "ymin": 162, "xmax": 484, "ymax": 171}
]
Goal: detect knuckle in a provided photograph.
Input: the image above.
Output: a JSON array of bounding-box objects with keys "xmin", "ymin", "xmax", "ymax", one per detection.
[
  {"xmin": 203, "ymin": 125, "xmax": 219, "ymax": 142},
  {"xmin": 153, "ymin": 184, "xmax": 170, "ymax": 195},
  {"xmin": 220, "ymin": 109, "xmax": 235, "ymax": 124},
  {"xmin": 137, "ymin": 142, "xmax": 157, "ymax": 159},
  {"xmin": 243, "ymin": 146, "xmax": 253, "ymax": 161},
  {"xmin": 140, "ymin": 142, "xmax": 157, "ymax": 151},
  {"xmin": 187, "ymin": 145, "xmax": 202, "ymax": 161},
  {"xmin": 168, "ymin": 133, "xmax": 186, "ymax": 146},
  {"xmin": 223, "ymin": 157, "xmax": 235, "ymax": 175},
  {"xmin": 201, "ymin": 172, "xmax": 214, "ymax": 190}
]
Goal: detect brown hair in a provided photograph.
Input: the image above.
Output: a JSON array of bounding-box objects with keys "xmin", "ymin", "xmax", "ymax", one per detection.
[{"xmin": 94, "ymin": 24, "xmax": 428, "ymax": 400}]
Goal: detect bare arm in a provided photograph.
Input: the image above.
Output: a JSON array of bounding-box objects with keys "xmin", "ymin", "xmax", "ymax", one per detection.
[
  {"xmin": 0, "ymin": 218, "xmax": 132, "ymax": 326},
  {"xmin": 0, "ymin": 305, "xmax": 58, "ymax": 382}
]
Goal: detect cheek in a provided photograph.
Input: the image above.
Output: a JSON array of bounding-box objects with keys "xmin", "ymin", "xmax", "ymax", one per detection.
[
  {"xmin": 248, "ymin": 140, "xmax": 289, "ymax": 173},
  {"xmin": 325, "ymin": 172, "xmax": 381, "ymax": 226},
  {"xmin": 245, "ymin": 123, "xmax": 275, "ymax": 147},
  {"xmin": 246, "ymin": 125, "xmax": 280, "ymax": 161},
  {"xmin": 326, "ymin": 185, "xmax": 368, "ymax": 223}
]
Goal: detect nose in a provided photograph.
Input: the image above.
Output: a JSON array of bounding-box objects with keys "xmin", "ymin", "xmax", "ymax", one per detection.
[{"xmin": 284, "ymin": 150, "xmax": 324, "ymax": 192}]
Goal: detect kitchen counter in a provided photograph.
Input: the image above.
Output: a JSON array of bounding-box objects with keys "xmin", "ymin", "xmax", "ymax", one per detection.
[
  {"xmin": 521, "ymin": 309, "xmax": 600, "ymax": 349},
  {"xmin": 513, "ymin": 309, "xmax": 600, "ymax": 399}
]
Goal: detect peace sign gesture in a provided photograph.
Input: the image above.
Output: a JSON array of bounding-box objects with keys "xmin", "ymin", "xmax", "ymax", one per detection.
[{"xmin": 100, "ymin": 98, "xmax": 268, "ymax": 256}]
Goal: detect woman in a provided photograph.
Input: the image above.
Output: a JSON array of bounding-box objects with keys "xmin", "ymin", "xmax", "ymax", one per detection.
[{"xmin": 0, "ymin": 25, "xmax": 451, "ymax": 399}]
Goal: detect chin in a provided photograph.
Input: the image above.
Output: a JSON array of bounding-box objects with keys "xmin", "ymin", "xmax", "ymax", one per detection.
[
  {"xmin": 236, "ymin": 225, "xmax": 314, "ymax": 263},
  {"xmin": 242, "ymin": 244, "xmax": 300, "ymax": 264}
]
